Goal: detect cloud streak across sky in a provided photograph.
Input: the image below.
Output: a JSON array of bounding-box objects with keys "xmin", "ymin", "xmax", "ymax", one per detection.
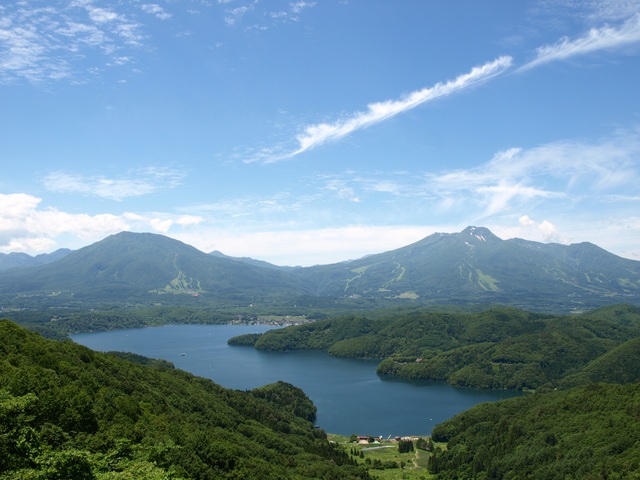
[
  {"xmin": 249, "ymin": 56, "xmax": 513, "ymax": 163},
  {"xmin": 245, "ymin": 11, "xmax": 640, "ymax": 164},
  {"xmin": 521, "ymin": 13, "xmax": 640, "ymax": 70}
]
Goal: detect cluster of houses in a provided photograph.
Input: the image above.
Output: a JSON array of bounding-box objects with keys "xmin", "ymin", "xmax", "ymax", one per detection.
[{"xmin": 355, "ymin": 435, "xmax": 415, "ymax": 444}]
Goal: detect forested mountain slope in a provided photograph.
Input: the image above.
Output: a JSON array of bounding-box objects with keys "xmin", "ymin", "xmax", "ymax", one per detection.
[
  {"xmin": 292, "ymin": 226, "xmax": 640, "ymax": 310},
  {"xmin": 428, "ymin": 383, "xmax": 640, "ymax": 479},
  {"xmin": 0, "ymin": 320, "xmax": 370, "ymax": 479},
  {"xmin": 231, "ymin": 304, "xmax": 640, "ymax": 390}
]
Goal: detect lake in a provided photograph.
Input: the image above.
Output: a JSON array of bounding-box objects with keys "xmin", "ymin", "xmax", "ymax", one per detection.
[{"xmin": 71, "ymin": 324, "xmax": 520, "ymax": 437}]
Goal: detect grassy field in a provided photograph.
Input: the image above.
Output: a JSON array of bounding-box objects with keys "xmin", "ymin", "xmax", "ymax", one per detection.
[{"xmin": 329, "ymin": 434, "xmax": 443, "ymax": 479}]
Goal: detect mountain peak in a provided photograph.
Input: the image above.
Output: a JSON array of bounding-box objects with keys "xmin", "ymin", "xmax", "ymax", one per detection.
[{"xmin": 460, "ymin": 226, "xmax": 500, "ymax": 242}]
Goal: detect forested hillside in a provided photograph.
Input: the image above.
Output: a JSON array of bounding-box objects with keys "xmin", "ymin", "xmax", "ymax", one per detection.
[
  {"xmin": 428, "ymin": 383, "xmax": 640, "ymax": 478},
  {"xmin": 230, "ymin": 305, "xmax": 640, "ymax": 390},
  {"xmin": 0, "ymin": 320, "xmax": 370, "ymax": 479}
]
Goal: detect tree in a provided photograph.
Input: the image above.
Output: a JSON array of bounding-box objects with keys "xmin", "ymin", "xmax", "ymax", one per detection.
[
  {"xmin": 416, "ymin": 437, "xmax": 433, "ymax": 451},
  {"xmin": 398, "ymin": 439, "xmax": 414, "ymax": 453}
]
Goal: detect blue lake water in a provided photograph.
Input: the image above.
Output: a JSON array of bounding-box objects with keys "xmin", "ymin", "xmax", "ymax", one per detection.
[{"xmin": 71, "ymin": 324, "xmax": 520, "ymax": 437}]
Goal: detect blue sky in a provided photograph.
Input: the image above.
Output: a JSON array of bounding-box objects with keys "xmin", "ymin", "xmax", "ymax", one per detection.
[{"xmin": 1, "ymin": 0, "xmax": 639, "ymax": 266}]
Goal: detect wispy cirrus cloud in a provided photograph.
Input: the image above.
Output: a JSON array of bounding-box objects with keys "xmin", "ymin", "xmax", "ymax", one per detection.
[
  {"xmin": 323, "ymin": 179, "xmax": 361, "ymax": 203},
  {"xmin": 249, "ymin": 56, "xmax": 513, "ymax": 163},
  {"xmin": 563, "ymin": 0, "xmax": 640, "ymax": 23},
  {"xmin": 141, "ymin": 4, "xmax": 172, "ymax": 21},
  {"xmin": 306, "ymin": 128, "xmax": 640, "ymax": 219},
  {"xmin": 426, "ymin": 128, "xmax": 640, "ymax": 216},
  {"xmin": 315, "ymin": 172, "xmax": 414, "ymax": 203},
  {"xmin": 223, "ymin": 3, "xmax": 256, "ymax": 26},
  {"xmin": 183, "ymin": 191, "xmax": 321, "ymax": 222},
  {"xmin": 43, "ymin": 166, "xmax": 186, "ymax": 201},
  {"xmin": 0, "ymin": 1, "xmax": 147, "ymax": 84},
  {"xmin": 270, "ymin": 1, "xmax": 317, "ymax": 22},
  {"xmin": 520, "ymin": 13, "xmax": 640, "ymax": 70},
  {"xmin": 221, "ymin": 0, "xmax": 317, "ymax": 27}
]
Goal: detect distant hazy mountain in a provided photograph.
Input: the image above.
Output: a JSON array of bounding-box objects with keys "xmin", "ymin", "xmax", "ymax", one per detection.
[
  {"xmin": 0, "ymin": 227, "xmax": 638, "ymax": 311},
  {"xmin": 209, "ymin": 250, "xmax": 293, "ymax": 271},
  {"xmin": 0, "ymin": 248, "xmax": 71, "ymax": 272}
]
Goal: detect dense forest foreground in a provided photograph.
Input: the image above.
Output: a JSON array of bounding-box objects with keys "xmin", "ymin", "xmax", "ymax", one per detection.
[
  {"xmin": 0, "ymin": 320, "xmax": 370, "ymax": 479},
  {"xmin": 429, "ymin": 382, "xmax": 640, "ymax": 478}
]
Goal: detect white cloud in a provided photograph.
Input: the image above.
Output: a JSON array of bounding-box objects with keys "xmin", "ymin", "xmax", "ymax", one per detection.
[
  {"xmin": 250, "ymin": 56, "xmax": 513, "ymax": 163},
  {"xmin": 141, "ymin": 4, "xmax": 172, "ymax": 21},
  {"xmin": 538, "ymin": 220, "xmax": 559, "ymax": 239},
  {"xmin": 0, "ymin": 192, "xmax": 41, "ymax": 219},
  {"xmin": 43, "ymin": 167, "xmax": 185, "ymax": 201},
  {"xmin": 150, "ymin": 218, "xmax": 173, "ymax": 233},
  {"xmin": 0, "ymin": 192, "xmax": 130, "ymax": 253},
  {"xmin": 0, "ymin": 192, "xmax": 207, "ymax": 254},
  {"xmin": 521, "ymin": 13, "xmax": 640, "ymax": 70},
  {"xmin": 1, "ymin": 236, "xmax": 57, "ymax": 253},
  {"xmin": 85, "ymin": 6, "xmax": 122, "ymax": 24},
  {"xmin": 176, "ymin": 215, "xmax": 204, "ymax": 226},
  {"xmin": 517, "ymin": 215, "xmax": 561, "ymax": 242}
]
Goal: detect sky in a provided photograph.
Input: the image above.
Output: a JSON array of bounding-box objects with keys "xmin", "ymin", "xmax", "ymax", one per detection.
[{"xmin": 1, "ymin": 0, "xmax": 640, "ymax": 266}]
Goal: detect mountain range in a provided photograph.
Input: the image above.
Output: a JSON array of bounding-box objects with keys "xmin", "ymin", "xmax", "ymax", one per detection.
[
  {"xmin": 0, "ymin": 248, "xmax": 71, "ymax": 271},
  {"xmin": 292, "ymin": 226, "xmax": 640, "ymax": 310},
  {"xmin": 1, "ymin": 226, "xmax": 638, "ymax": 312}
]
